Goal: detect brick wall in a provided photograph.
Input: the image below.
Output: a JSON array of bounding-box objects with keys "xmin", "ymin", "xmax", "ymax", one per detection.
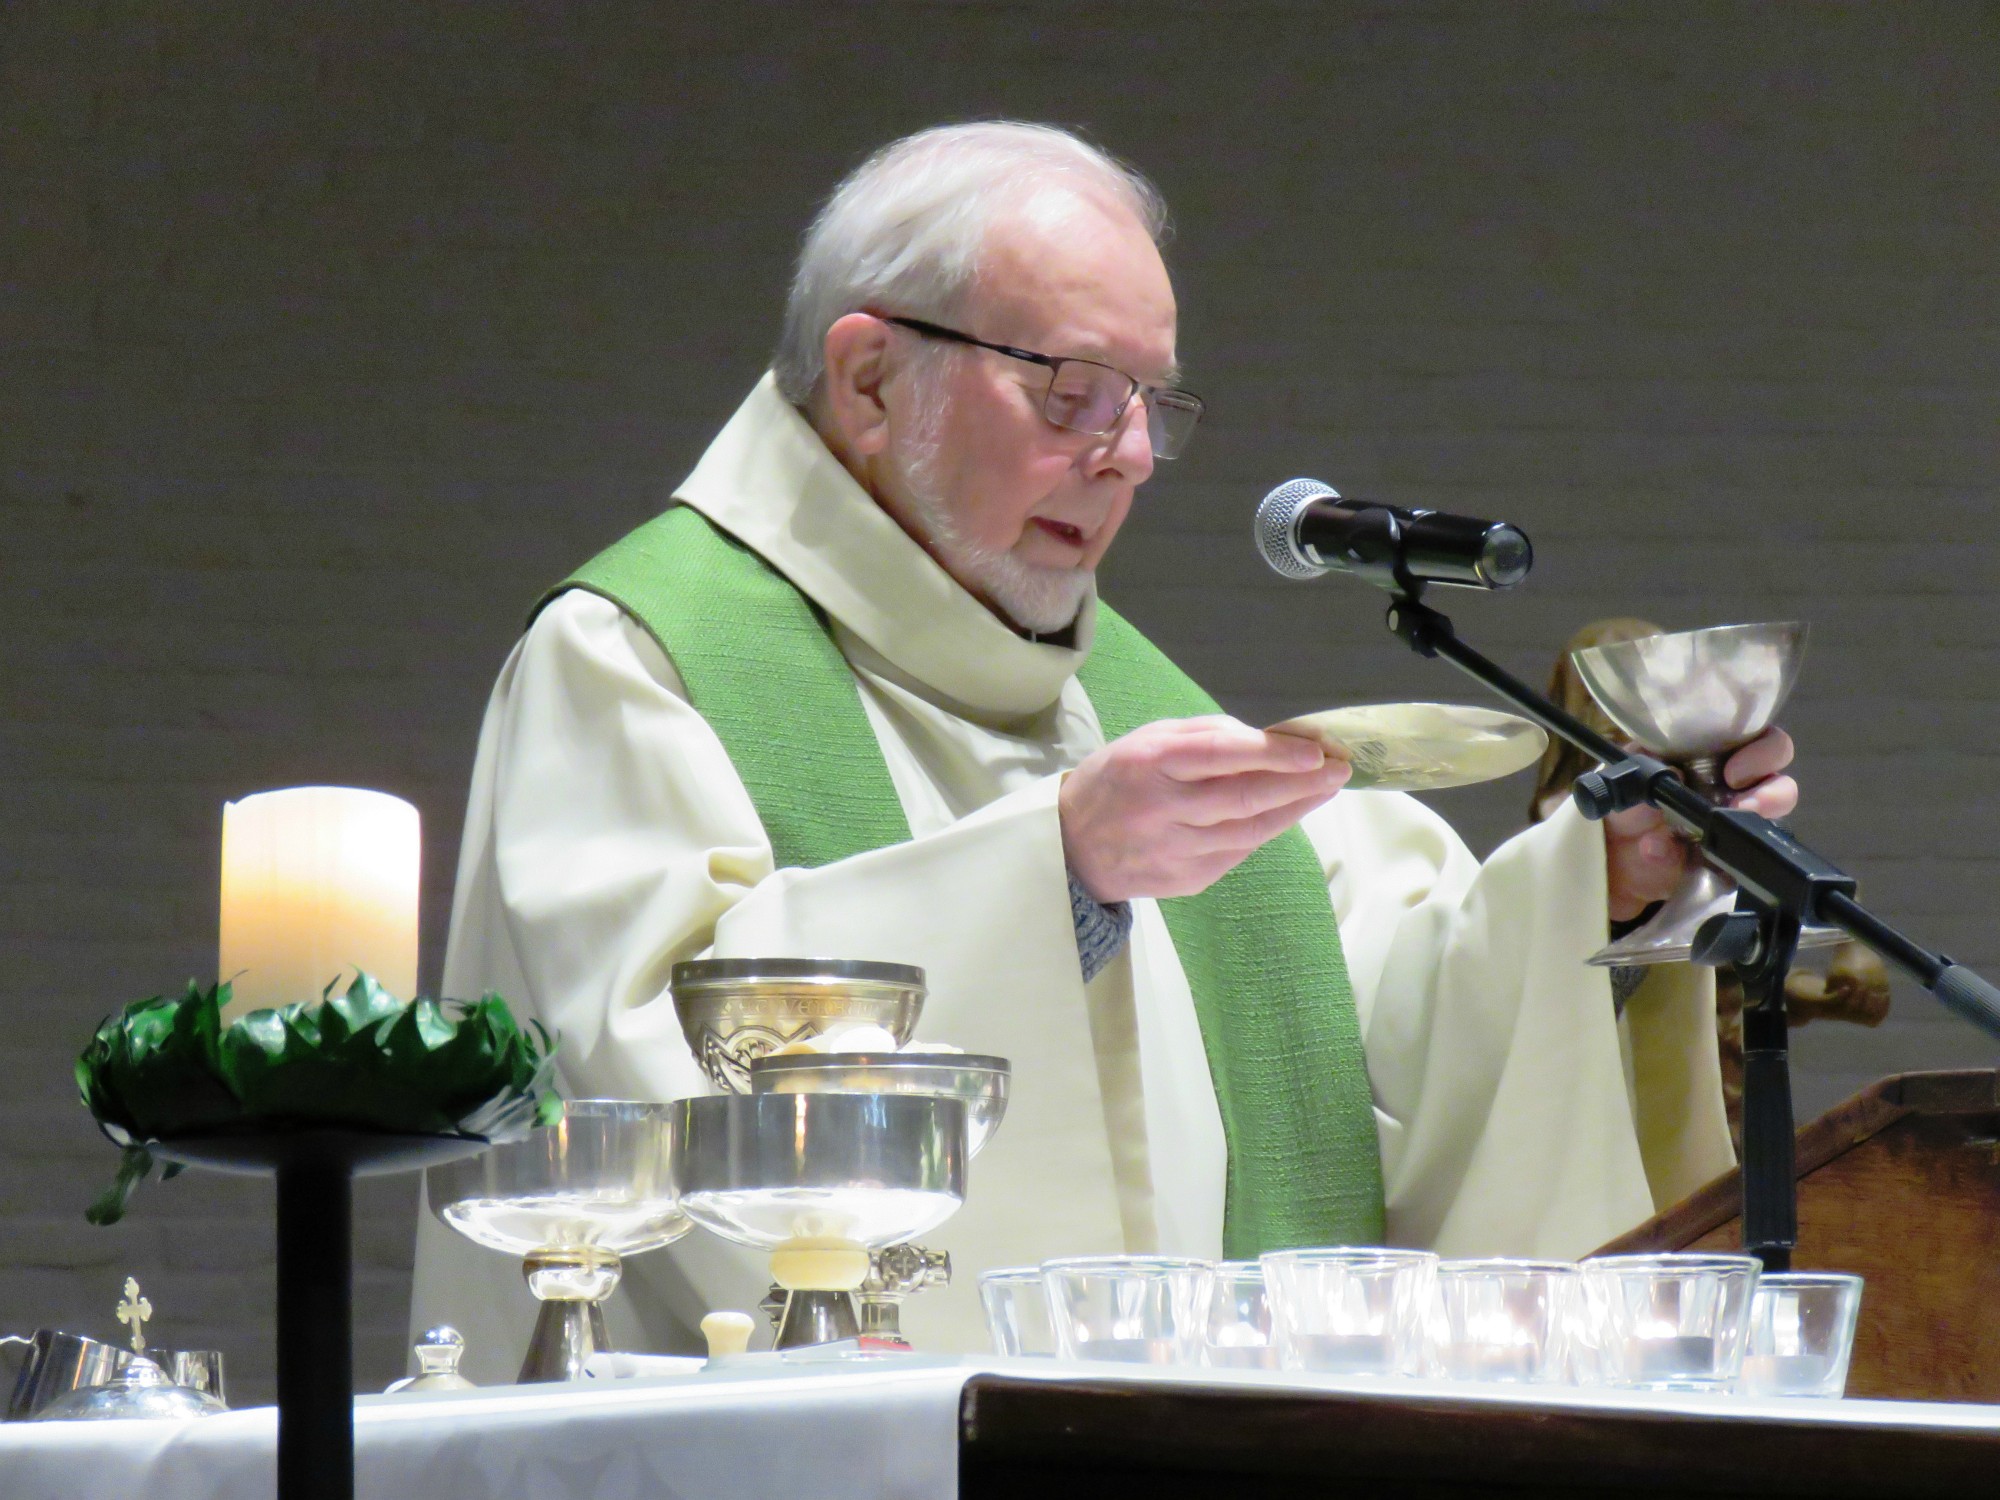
[{"xmin": 4, "ymin": 1, "xmax": 1995, "ymax": 1401}]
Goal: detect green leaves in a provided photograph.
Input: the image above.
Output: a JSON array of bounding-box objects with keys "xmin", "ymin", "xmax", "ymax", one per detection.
[
  {"xmin": 78, "ymin": 974, "xmax": 559, "ymax": 1223},
  {"xmin": 75, "ymin": 983, "xmax": 239, "ymax": 1143},
  {"xmin": 84, "ymin": 1147, "xmax": 182, "ymax": 1228}
]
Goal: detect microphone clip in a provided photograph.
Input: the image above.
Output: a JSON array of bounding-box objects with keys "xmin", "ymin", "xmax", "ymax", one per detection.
[
  {"xmin": 1569, "ymin": 753, "xmax": 1679, "ymax": 821},
  {"xmin": 1384, "ymin": 591, "xmax": 1443, "ymax": 656}
]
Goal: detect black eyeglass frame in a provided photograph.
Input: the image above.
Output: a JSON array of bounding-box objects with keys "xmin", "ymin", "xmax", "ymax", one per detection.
[{"xmin": 879, "ymin": 314, "xmax": 1205, "ymax": 458}]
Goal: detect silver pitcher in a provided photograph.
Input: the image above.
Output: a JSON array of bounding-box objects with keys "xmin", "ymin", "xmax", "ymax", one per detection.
[{"xmin": 4, "ymin": 1330, "xmax": 125, "ymax": 1420}]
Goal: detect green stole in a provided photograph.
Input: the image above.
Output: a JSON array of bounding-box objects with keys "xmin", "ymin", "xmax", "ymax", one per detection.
[{"xmin": 546, "ymin": 505, "xmax": 1385, "ymax": 1254}]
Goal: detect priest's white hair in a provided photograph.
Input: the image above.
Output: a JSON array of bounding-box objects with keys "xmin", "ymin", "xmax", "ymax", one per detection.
[{"xmin": 773, "ymin": 121, "xmax": 1168, "ymax": 407}]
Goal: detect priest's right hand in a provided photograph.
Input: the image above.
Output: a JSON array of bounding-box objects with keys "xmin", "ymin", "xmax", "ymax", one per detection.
[{"xmin": 1059, "ymin": 716, "xmax": 1351, "ymax": 903}]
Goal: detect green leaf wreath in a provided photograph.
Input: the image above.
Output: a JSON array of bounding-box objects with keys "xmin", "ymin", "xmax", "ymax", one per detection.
[{"xmin": 77, "ymin": 973, "xmax": 561, "ymax": 1224}]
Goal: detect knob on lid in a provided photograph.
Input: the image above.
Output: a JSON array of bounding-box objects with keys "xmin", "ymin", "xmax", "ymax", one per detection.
[{"xmin": 415, "ymin": 1325, "xmax": 466, "ymax": 1376}]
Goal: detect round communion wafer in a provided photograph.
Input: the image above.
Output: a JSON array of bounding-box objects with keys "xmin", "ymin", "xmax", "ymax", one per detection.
[{"xmin": 1266, "ymin": 702, "xmax": 1548, "ymax": 792}]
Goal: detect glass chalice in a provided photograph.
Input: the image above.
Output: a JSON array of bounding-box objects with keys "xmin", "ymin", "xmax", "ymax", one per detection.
[{"xmin": 425, "ymin": 1099, "xmax": 687, "ymax": 1382}]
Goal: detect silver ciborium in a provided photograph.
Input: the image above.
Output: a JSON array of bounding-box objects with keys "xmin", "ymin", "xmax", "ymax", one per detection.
[
  {"xmin": 749, "ymin": 1051, "xmax": 1011, "ymax": 1347},
  {"xmin": 670, "ymin": 958, "xmax": 926, "ymax": 1094},
  {"xmin": 1571, "ymin": 621, "xmax": 1844, "ymax": 967},
  {"xmin": 669, "ymin": 1092, "xmax": 967, "ymax": 1350},
  {"xmin": 425, "ymin": 1099, "xmax": 687, "ymax": 1382}
]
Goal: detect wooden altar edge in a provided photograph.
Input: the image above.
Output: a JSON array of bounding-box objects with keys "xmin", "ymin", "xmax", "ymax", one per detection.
[
  {"xmin": 957, "ymin": 1373, "xmax": 2000, "ymax": 1499},
  {"xmin": 1596, "ymin": 1068, "xmax": 2000, "ymax": 1255},
  {"xmin": 1592, "ymin": 1067, "xmax": 2000, "ymax": 1402}
]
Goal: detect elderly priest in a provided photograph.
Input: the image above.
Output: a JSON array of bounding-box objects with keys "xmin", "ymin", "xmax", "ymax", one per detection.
[{"xmin": 411, "ymin": 121, "xmax": 1796, "ymax": 1375}]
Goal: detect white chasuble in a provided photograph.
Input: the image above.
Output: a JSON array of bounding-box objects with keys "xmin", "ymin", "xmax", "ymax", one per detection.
[{"xmin": 410, "ymin": 375, "xmax": 1732, "ymax": 1382}]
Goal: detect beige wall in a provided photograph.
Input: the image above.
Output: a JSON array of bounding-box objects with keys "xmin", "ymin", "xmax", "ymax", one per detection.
[{"xmin": 4, "ymin": 1, "xmax": 1995, "ymax": 1400}]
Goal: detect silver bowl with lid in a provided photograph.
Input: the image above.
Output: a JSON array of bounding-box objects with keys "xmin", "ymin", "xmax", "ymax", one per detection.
[
  {"xmin": 670, "ymin": 958, "xmax": 927, "ymax": 1093},
  {"xmin": 748, "ymin": 1052, "xmax": 1011, "ymax": 1158},
  {"xmin": 30, "ymin": 1353, "xmax": 225, "ymax": 1422}
]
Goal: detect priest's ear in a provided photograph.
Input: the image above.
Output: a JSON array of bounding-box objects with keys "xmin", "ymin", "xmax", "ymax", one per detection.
[{"xmin": 817, "ymin": 313, "xmax": 897, "ymax": 458}]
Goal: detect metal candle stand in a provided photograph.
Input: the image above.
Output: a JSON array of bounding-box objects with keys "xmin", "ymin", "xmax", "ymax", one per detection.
[
  {"xmin": 1375, "ymin": 587, "xmax": 2000, "ymax": 1271},
  {"xmin": 153, "ymin": 1131, "xmax": 487, "ymax": 1500}
]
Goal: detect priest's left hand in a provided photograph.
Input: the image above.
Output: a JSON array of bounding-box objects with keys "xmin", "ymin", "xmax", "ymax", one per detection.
[{"xmin": 1603, "ymin": 727, "xmax": 1798, "ymax": 923}]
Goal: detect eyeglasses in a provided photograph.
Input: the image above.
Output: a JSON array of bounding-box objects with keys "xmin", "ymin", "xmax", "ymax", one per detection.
[{"xmin": 880, "ymin": 315, "xmax": 1205, "ymax": 459}]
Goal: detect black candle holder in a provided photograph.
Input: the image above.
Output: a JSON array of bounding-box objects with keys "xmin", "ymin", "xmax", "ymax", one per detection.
[{"xmin": 153, "ymin": 1131, "xmax": 489, "ymax": 1500}]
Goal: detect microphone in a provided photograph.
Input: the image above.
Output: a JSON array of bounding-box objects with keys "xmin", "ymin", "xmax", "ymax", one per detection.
[{"xmin": 1255, "ymin": 478, "xmax": 1533, "ymax": 591}]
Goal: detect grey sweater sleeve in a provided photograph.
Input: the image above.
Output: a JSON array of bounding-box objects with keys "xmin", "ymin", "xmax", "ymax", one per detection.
[{"xmin": 1068, "ymin": 866, "xmax": 1136, "ymax": 983}]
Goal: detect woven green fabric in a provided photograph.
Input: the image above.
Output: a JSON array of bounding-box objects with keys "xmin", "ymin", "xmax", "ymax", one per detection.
[
  {"xmin": 546, "ymin": 504, "xmax": 1385, "ymax": 1254},
  {"xmin": 550, "ymin": 507, "xmax": 911, "ymax": 866},
  {"xmin": 1078, "ymin": 614, "xmax": 1386, "ymax": 1253}
]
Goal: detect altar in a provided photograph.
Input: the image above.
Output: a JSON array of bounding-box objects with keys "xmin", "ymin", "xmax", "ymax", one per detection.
[{"xmin": 5, "ymin": 1356, "xmax": 1996, "ymax": 1500}]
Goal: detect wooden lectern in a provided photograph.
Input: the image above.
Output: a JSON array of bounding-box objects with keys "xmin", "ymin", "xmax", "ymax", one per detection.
[{"xmin": 1597, "ymin": 1069, "xmax": 2000, "ymax": 1401}]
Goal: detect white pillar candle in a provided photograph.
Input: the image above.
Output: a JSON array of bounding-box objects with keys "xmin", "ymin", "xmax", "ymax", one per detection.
[{"xmin": 218, "ymin": 787, "xmax": 421, "ymax": 1021}]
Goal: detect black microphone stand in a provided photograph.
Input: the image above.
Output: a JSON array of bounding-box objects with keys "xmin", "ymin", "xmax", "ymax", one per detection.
[{"xmin": 1379, "ymin": 588, "xmax": 2000, "ymax": 1271}]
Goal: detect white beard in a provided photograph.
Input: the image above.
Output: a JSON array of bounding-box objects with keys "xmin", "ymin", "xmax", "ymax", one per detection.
[{"xmin": 894, "ymin": 391, "xmax": 1093, "ymax": 636}]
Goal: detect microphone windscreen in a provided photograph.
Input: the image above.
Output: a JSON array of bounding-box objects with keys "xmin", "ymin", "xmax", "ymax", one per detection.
[{"xmin": 1254, "ymin": 477, "xmax": 1338, "ymax": 578}]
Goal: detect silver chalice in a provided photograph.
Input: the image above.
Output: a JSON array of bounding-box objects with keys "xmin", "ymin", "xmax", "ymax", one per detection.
[
  {"xmin": 1571, "ymin": 621, "xmax": 1844, "ymax": 967},
  {"xmin": 670, "ymin": 958, "xmax": 926, "ymax": 1093},
  {"xmin": 669, "ymin": 1092, "xmax": 968, "ymax": 1350},
  {"xmin": 749, "ymin": 1051, "xmax": 1011, "ymax": 1346},
  {"xmin": 673, "ymin": 956, "xmax": 948, "ymax": 1341},
  {"xmin": 425, "ymin": 1099, "xmax": 687, "ymax": 1382}
]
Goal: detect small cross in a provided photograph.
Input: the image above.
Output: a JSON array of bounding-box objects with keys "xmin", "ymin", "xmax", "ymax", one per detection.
[{"xmin": 116, "ymin": 1276, "xmax": 153, "ymax": 1355}]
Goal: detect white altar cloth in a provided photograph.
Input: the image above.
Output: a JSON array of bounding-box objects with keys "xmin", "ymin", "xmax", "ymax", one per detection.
[{"xmin": 4, "ymin": 1356, "xmax": 1997, "ymax": 1500}]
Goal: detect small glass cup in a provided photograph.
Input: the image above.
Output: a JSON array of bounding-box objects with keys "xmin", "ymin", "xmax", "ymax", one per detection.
[
  {"xmin": 1203, "ymin": 1261, "xmax": 1278, "ymax": 1370},
  {"xmin": 980, "ymin": 1267, "xmax": 1055, "ymax": 1358},
  {"xmin": 1566, "ymin": 1264, "xmax": 1612, "ymax": 1386},
  {"xmin": 1262, "ymin": 1247, "xmax": 1438, "ymax": 1377},
  {"xmin": 1434, "ymin": 1259, "xmax": 1578, "ymax": 1384},
  {"xmin": 1584, "ymin": 1253, "xmax": 1762, "ymax": 1392},
  {"xmin": 1041, "ymin": 1256, "xmax": 1214, "ymax": 1365},
  {"xmin": 1736, "ymin": 1272, "xmax": 1863, "ymax": 1398}
]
